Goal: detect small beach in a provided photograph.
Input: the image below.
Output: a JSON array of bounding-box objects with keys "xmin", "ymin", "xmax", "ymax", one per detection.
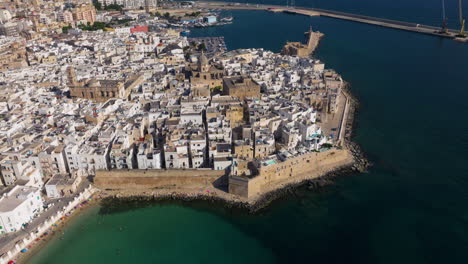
[{"xmin": 14, "ymin": 196, "xmax": 99, "ymax": 264}]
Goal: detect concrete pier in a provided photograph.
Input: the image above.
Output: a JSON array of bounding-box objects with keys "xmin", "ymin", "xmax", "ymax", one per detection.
[{"xmin": 195, "ymin": 1, "xmax": 466, "ymax": 41}]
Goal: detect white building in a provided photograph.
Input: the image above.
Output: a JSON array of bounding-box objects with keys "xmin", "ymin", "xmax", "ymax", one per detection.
[
  {"xmin": 0, "ymin": 158, "xmax": 41, "ymax": 187},
  {"xmin": 44, "ymin": 173, "xmax": 82, "ymax": 199},
  {"xmin": 65, "ymin": 142, "xmax": 110, "ymax": 175},
  {"xmin": 136, "ymin": 143, "xmax": 161, "ymax": 169},
  {"xmin": 97, "ymin": 0, "xmax": 158, "ymax": 9},
  {"xmin": 0, "ymin": 186, "xmax": 43, "ymax": 234},
  {"xmin": 180, "ymin": 109, "xmax": 203, "ymax": 125},
  {"xmin": 0, "ymin": 10, "xmax": 12, "ymax": 23}
]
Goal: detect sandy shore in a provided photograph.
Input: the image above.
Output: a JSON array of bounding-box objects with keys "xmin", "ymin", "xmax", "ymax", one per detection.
[{"xmin": 14, "ymin": 196, "xmax": 99, "ymax": 264}]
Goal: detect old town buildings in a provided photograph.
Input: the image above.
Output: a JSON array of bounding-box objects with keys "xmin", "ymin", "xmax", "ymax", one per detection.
[{"xmin": 0, "ymin": 0, "xmax": 345, "ymax": 233}]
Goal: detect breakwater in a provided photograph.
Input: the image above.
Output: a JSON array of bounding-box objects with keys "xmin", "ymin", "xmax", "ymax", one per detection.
[
  {"xmin": 341, "ymin": 82, "xmax": 370, "ymax": 172},
  {"xmin": 195, "ymin": 1, "xmax": 467, "ymax": 41}
]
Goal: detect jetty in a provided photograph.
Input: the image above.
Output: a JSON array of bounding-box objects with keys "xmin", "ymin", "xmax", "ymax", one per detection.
[{"xmin": 195, "ymin": 1, "xmax": 468, "ymax": 42}]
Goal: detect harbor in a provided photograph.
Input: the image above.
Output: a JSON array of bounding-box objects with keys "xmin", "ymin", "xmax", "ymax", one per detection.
[{"xmin": 195, "ymin": 1, "xmax": 468, "ymax": 42}]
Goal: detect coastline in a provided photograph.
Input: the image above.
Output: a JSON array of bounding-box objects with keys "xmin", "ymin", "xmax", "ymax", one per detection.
[
  {"xmin": 0, "ymin": 186, "xmax": 97, "ymax": 264},
  {"xmin": 18, "ymin": 92, "xmax": 369, "ymax": 263},
  {"xmin": 13, "ymin": 197, "xmax": 98, "ymax": 264},
  {"xmin": 96, "ymin": 87, "xmax": 369, "ymax": 213},
  {"xmin": 12, "ymin": 14, "xmax": 369, "ymax": 263},
  {"xmin": 98, "ymin": 162, "xmax": 358, "ymax": 214},
  {"xmin": 14, "ymin": 197, "xmax": 99, "ymax": 264},
  {"xmin": 342, "ymin": 82, "xmax": 370, "ymax": 172},
  {"xmin": 95, "ymin": 80, "xmax": 368, "ymax": 212},
  {"xmin": 18, "ymin": 153, "xmax": 360, "ymax": 263}
]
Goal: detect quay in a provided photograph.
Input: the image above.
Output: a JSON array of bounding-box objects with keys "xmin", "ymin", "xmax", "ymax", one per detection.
[{"xmin": 195, "ymin": 1, "xmax": 467, "ymax": 41}]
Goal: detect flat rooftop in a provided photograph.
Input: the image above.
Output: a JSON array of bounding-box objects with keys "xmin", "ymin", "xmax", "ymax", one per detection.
[{"xmin": 0, "ymin": 186, "xmax": 39, "ymax": 212}]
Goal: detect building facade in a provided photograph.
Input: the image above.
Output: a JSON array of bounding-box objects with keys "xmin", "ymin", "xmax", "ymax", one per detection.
[
  {"xmin": 0, "ymin": 186, "xmax": 44, "ymax": 234},
  {"xmin": 223, "ymin": 76, "xmax": 260, "ymax": 100},
  {"xmin": 71, "ymin": 4, "xmax": 96, "ymax": 25}
]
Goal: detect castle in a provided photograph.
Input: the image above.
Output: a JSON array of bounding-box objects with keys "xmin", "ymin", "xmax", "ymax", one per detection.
[{"xmin": 281, "ymin": 26, "xmax": 324, "ymax": 57}]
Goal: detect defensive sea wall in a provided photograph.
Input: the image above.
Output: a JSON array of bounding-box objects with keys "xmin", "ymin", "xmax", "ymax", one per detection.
[
  {"xmin": 94, "ymin": 169, "xmax": 226, "ymax": 190},
  {"xmin": 229, "ymin": 149, "xmax": 353, "ymax": 198},
  {"xmin": 94, "ymin": 149, "xmax": 354, "ymax": 201}
]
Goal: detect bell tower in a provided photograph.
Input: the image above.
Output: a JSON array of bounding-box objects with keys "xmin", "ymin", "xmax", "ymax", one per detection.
[
  {"xmin": 198, "ymin": 50, "xmax": 210, "ymax": 72},
  {"xmin": 66, "ymin": 66, "xmax": 78, "ymax": 86}
]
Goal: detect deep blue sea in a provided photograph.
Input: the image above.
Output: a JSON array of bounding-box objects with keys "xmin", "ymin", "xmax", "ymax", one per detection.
[{"xmin": 29, "ymin": 1, "xmax": 468, "ymax": 264}]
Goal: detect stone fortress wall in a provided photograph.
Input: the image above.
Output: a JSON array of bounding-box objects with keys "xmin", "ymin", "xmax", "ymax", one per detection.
[
  {"xmin": 229, "ymin": 149, "xmax": 352, "ymax": 198},
  {"xmin": 94, "ymin": 169, "xmax": 226, "ymax": 190},
  {"xmin": 94, "ymin": 149, "xmax": 353, "ymax": 199}
]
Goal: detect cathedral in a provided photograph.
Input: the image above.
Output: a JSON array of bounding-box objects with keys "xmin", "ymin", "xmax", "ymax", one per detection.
[{"xmin": 188, "ymin": 51, "xmax": 224, "ymax": 97}]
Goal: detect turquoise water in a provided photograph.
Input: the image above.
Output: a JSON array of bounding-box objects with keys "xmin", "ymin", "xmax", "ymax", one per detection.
[
  {"xmin": 29, "ymin": 3, "xmax": 468, "ymax": 264},
  {"xmin": 29, "ymin": 205, "xmax": 275, "ymax": 264}
]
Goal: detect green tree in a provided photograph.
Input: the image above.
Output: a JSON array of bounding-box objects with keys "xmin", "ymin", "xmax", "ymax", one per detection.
[
  {"xmin": 105, "ymin": 4, "xmax": 123, "ymax": 11},
  {"xmin": 78, "ymin": 22, "xmax": 108, "ymax": 31},
  {"xmin": 197, "ymin": 43, "xmax": 206, "ymax": 51},
  {"xmin": 210, "ymin": 86, "xmax": 223, "ymax": 94},
  {"xmin": 93, "ymin": 0, "xmax": 102, "ymax": 10},
  {"xmin": 62, "ymin": 25, "xmax": 72, "ymax": 33},
  {"xmin": 321, "ymin": 143, "xmax": 333, "ymax": 149}
]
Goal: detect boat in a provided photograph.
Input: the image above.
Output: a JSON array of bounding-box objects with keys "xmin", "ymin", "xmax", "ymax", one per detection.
[
  {"xmin": 181, "ymin": 30, "xmax": 190, "ymax": 36},
  {"xmin": 221, "ymin": 16, "xmax": 233, "ymax": 22}
]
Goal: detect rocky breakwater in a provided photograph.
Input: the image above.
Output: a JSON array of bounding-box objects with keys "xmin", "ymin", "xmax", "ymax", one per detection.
[
  {"xmin": 347, "ymin": 142, "xmax": 370, "ymax": 172},
  {"xmin": 97, "ymin": 188, "xmax": 253, "ymax": 213},
  {"xmin": 342, "ymin": 82, "xmax": 371, "ymax": 172}
]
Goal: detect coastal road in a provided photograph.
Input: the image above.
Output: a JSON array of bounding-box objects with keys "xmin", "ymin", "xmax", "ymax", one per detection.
[{"xmin": 0, "ymin": 181, "xmax": 90, "ymax": 257}]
